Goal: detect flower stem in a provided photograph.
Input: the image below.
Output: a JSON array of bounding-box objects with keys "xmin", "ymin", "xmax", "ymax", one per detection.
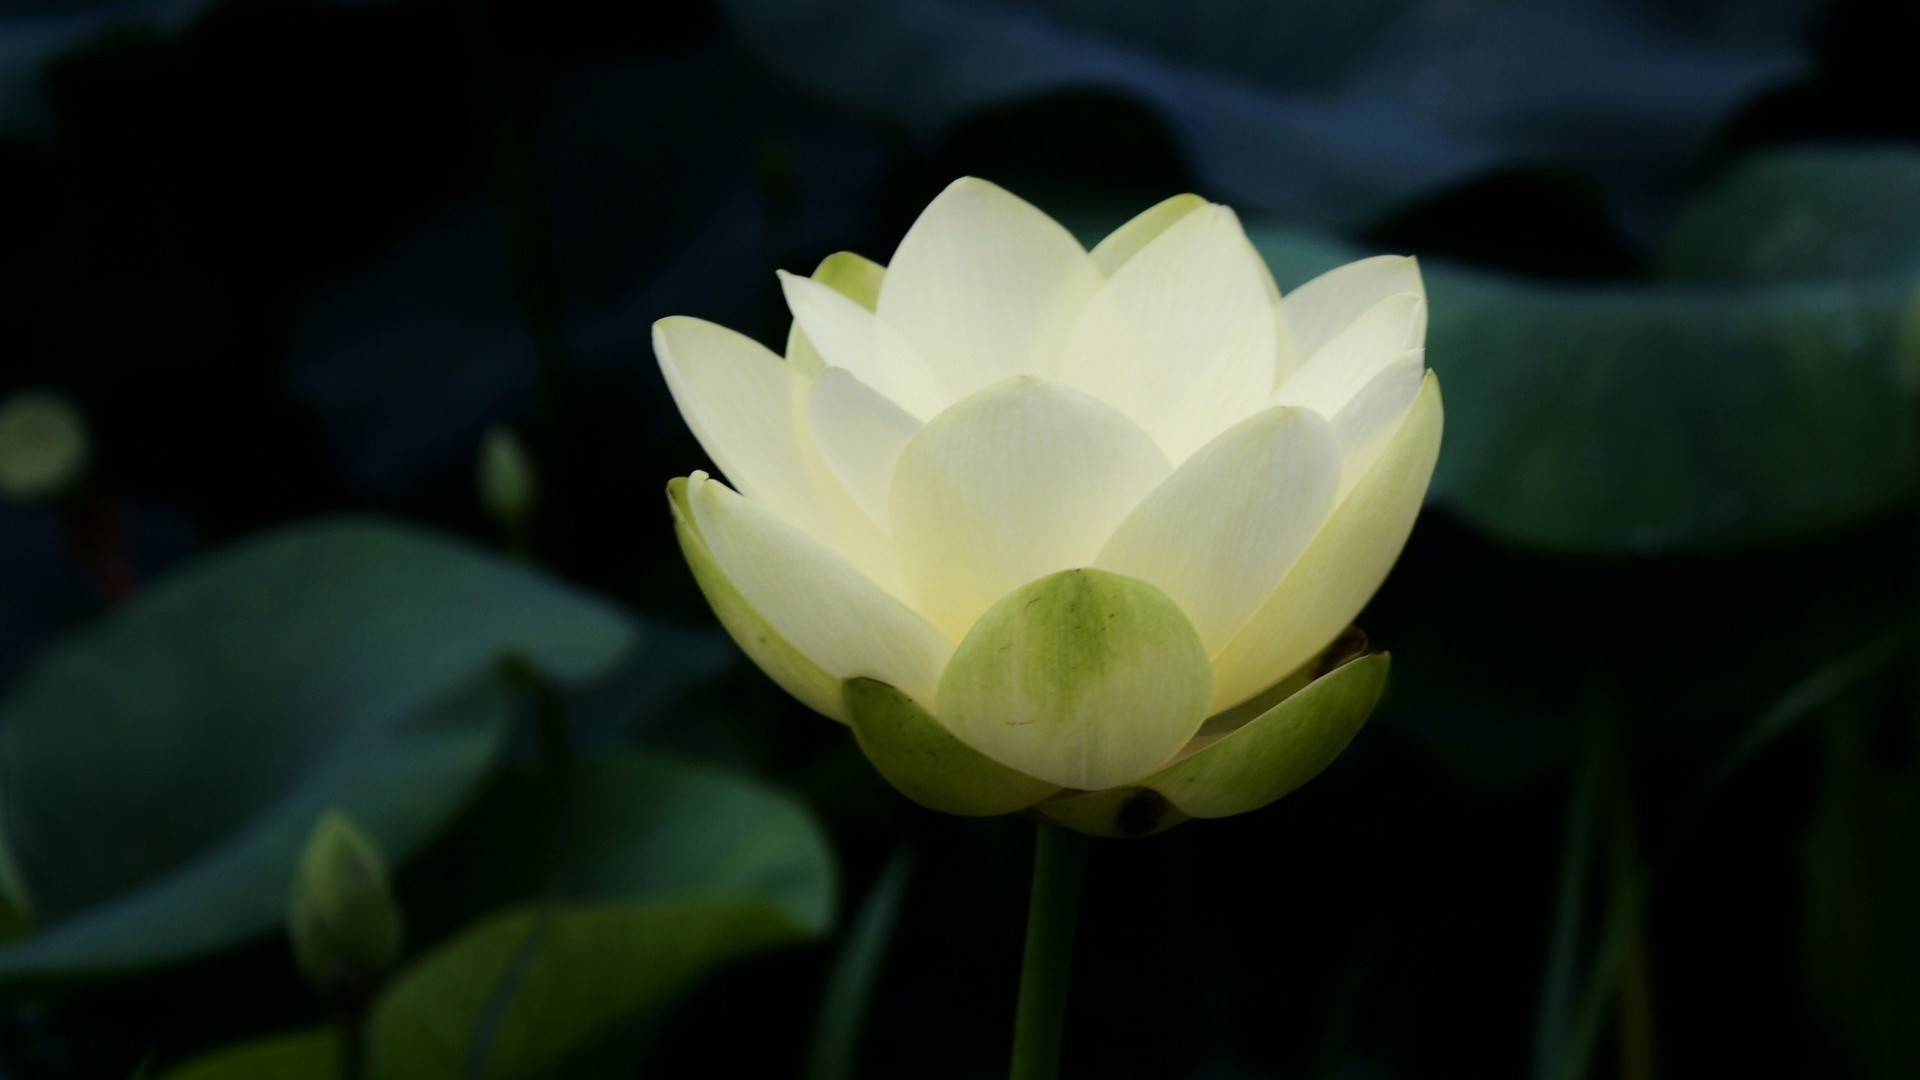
[{"xmin": 1010, "ymin": 823, "xmax": 1089, "ymax": 1080}]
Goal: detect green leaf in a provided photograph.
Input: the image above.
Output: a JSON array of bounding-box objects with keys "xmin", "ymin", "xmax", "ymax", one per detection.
[
  {"xmin": 844, "ymin": 678, "xmax": 1059, "ymax": 816},
  {"xmin": 161, "ymin": 1032, "xmax": 336, "ymax": 1080},
  {"xmin": 1241, "ymin": 148, "xmax": 1920, "ymax": 553},
  {"xmin": 716, "ymin": 0, "xmax": 1813, "ymax": 228},
  {"xmin": 0, "ymin": 518, "xmax": 634, "ymax": 981},
  {"xmin": 1657, "ymin": 147, "xmax": 1920, "ymax": 283},
  {"xmin": 163, "ymin": 752, "xmax": 834, "ymax": 1080}
]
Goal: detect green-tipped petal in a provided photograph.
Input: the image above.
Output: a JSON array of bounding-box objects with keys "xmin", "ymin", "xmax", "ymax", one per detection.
[
  {"xmin": 936, "ymin": 568, "xmax": 1212, "ymax": 791},
  {"xmin": 669, "ymin": 477, "xmax": 846, "ymax": 722},
  {"xmin": 813, "ymin": 251, "xmax": 885, "ymax": 309},
  {"xmin": 1035, "ymin": 652, "xmax": 1387, "ymax": 837},
  {"xmin": 786, "ymin": 251, "xmax": 888, "ymax": 376},
  {"xmin": 845, "ymin": 678, "xmax": 1060, "ymax": 816}
]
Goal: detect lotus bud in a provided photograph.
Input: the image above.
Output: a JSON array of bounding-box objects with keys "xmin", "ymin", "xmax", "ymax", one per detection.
[
  {"xmin": 476, "ymin": 423, "xmax": 538, "ymax": 529},
  {"xmin": 0, "ymin": 390, "xmax": 89, "ymax": 506},
  {"xmin": 288, "ymin": 812, "xmax": 404, "ymax": 1001},
  {"xmin": 655, "ymin": 179, "xmax": 1441, "ymax": 836}
]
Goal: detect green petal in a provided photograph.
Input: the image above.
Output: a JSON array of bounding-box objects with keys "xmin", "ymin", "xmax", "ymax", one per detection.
[
  {"xmin": 845, "ymin": 678, "xmax": 1060, "ymax": 816},
  {"xmin": 812, "ymin": 250, "xmax": 886, "ymax": 310},
  {"xmin": 936, "ymin": 568, "xmax": 1212, "ymax": 791},
  {"xmin": 1153, "ymin": 652, "xmax": 1388, "ymax": 817},
  {"xmin": 668, "ymin": 477, "xmax": 845, "ymax": 722},
  {"xmin": 1034, "ymin": 651, "xmax": 1388, "ymax": 837}
]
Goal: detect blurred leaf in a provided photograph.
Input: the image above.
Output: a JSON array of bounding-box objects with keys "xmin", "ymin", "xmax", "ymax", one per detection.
[
  {"xmin": 164, "ymin": 752, "xmax": 836, "ymax": 1080},
  {"xmin": 0, "ymin": 518, "xmax": 634, "ymax": 981},
  {"xmin": 1802, "ymin": 712, "xmax": 1920, "ymax": 1078},
  {"xmin": 804, "ymin": 851, "xmax": 912, "ymax": 1080},
  {"xmin": 1238, "ymin": 145, "xmax": 1920, "ymax": 553},
  {"xmin": 162, "ymin": 1032, "xmax": 334, "ymax": 1080},
  {"xmin": 1658, "ymin": 145, "xmax": 1920, "ymax": 282},
  {"xmin": 719, "ymin": 0, "xmax": 1813, "ymax": 229}
]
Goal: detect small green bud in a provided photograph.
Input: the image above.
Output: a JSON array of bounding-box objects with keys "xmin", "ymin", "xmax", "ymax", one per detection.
[
  {"xmin": 288, "ymin": 812, "xmax": 404, "ymax": 1002},
  {"xmin": 476, "ymin": 424, "xmax": 538, "ymax": 527},
  {"xmin": 0, "ymin": 390, "xmax": 89, "ymax": 505}
]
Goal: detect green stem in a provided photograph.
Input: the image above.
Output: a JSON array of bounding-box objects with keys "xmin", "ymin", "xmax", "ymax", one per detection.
[{"xmin": 1010, "ymin": 823, "xmax": 1089, "ymax": 1080}]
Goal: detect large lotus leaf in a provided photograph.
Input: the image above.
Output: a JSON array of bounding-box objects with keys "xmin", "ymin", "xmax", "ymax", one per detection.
[
  {"xmin": 164, "ymin": 752, "xmax": 835, "ymax": 1080},
  {"xmin": 0, "ymin": 518, "xmax": 634, "ymax": 980},
  {"xmin": 1234, "ymin": 146, "xmax": 1920, "ymax": 553},
  {"xmin": 718, "ymin": 0, "xmax": 1813, "ymax": 228}
]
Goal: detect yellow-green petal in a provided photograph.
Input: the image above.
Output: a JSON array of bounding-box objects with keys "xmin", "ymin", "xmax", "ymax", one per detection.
[
  {"xmin": 845, "ymin": 678, "xmax": 1060, "ymax": 816},
  {"xmin": 668, "ymin": 477, "xmax": 846, "ymax": 722},
  {"xmin": 1145, "ymin": 652, "xmax": 1388, "ymax": 818},
  {"xmin": 936, "ymin": 568, "xmax": 1212, "ymax": 791},
  {"xmin": 1031, "ymin": 786, "xmax": 1192, "ymax": 839}
]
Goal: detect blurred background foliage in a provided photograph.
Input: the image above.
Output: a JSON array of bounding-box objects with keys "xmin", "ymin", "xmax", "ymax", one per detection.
[{"xmin": 0, "ymin": 0, "xmax": 1916, "ymax": 1076}]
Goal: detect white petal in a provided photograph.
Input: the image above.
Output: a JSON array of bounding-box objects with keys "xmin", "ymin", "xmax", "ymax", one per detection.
[
  {"xmin": 889, "ymin": 377, "xmax": 1170, "ymax": 638},
  {"xmin": 1210, "ymin": 374, "xmax": 1443, "ymax": 712},
  {"xmin": 1097, "ymin": 406, "xmax": 1341, "ymax": 652},
  {"xmin": 689, "ymin": 474, "xmax": 954, "ymax": 708},
  {"xmin": 877, "ymin": 178, "xmax": 1103, "ymax": 399},
  {"xmin": 779, "ymin": 271, "xmax": 949, "ymax": 419},
  {"xmin": 1059, "ymin": 204, "xmax": 1279, "ymax": 461},
  {"xmin": 654, "ymin": 316, "xmax": 843, "ymax": 545},
  {"xmin": 1330, "ymin": 350, "xmax": 1425, "ymax": 495},
  {"xmin": 1089, "ymin": 193, "xmax": 1206, "ymax": 276},
  {"xmin": 1282, "ymin": 254, "xmax": 1425, "ymax": 361},
  {"xmin": 1274, "ymin": 293, "xmax": 1426, "ymax": 417},
  {"xmin": 806, "ymin": 366, "xmax": 921, "ymax": 526}
]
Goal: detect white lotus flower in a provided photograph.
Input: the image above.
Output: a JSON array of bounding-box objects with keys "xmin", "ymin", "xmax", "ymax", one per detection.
[{"xmin": 657, "ymin": 179, "xmax": 1441, "ymax": 836}]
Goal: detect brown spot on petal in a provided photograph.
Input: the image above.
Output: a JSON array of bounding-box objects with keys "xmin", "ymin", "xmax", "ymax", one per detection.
[{"xmin": 1115, "ymin": 788, "xmax": 1171, "ymax": 837}]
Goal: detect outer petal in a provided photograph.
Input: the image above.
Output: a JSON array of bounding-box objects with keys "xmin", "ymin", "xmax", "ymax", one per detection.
[
  {"xmin": 1210, "ymin": 374, "xmax": 1442, "ymax": 712},
  {"xmin": 937, "ymin": 569, "xmax": 1213, "ymax": 791},
  {"xmin": 779, "ymin": 271, "xmax": 950, "ymax": 420},
  {"xmin": 654, "ymin": 316, "xmax": 846, "ymax": 545},
  {"xmin": 687, "ymin": 473, "xmax": 954, "ymax": 709},
  {"xmin": 1273, "ymin": 292, "xmax": 1426, "ymax": 417},
  {"xmin": 1034, "ymin": 652, "xmax": 1388, "ymax": 837},
  {"xmin": 669, "ymin": 477, "xmax": 843, "ymax": 721},
  {"xmin": 1088, "ymin": 193, "xmax": 1206, "ymax": 276},
  {"xmin": 888, "ymin": 377, "xmax": 1170, "ymax": 638},
  {"xmin": 1096, "ymin": 406, "xmax": 1340, "ymax": 652},
  {"xmin": 844, "ymin": 678, "xmax": 1060, "ymax": 816},
  {"xmin": 1059, "ymin": 204, "xmax": 1279, "ymax": 460},
  {"xmin": 805, "ymin": 367, "xmax": 921, "ymax": 527},
  {"xmin": 786, "ymin": 251, "xmax": 884, "ymax": 376},
  {"xmin": 1330, "ymin": 350, "xmax": 1426, "ymax": 494},
  {"xmin": 1281, "ymin": 254, "xmax": 1425, "ymax": 361},
  {"xmin": 877, "ymin": 177, "xmax": 1103, "ymax": 399}
]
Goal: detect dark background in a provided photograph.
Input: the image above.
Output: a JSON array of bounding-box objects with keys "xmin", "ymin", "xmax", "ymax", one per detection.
[{"xmin": 2, "ymin": 0, "xmax": 1918, "ymax": 1076}]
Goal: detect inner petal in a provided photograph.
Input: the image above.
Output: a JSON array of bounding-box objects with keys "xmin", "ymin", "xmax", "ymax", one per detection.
[{"xmin": 888, "ymin": 376, "xmax": 1171, "ymax": 639}]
